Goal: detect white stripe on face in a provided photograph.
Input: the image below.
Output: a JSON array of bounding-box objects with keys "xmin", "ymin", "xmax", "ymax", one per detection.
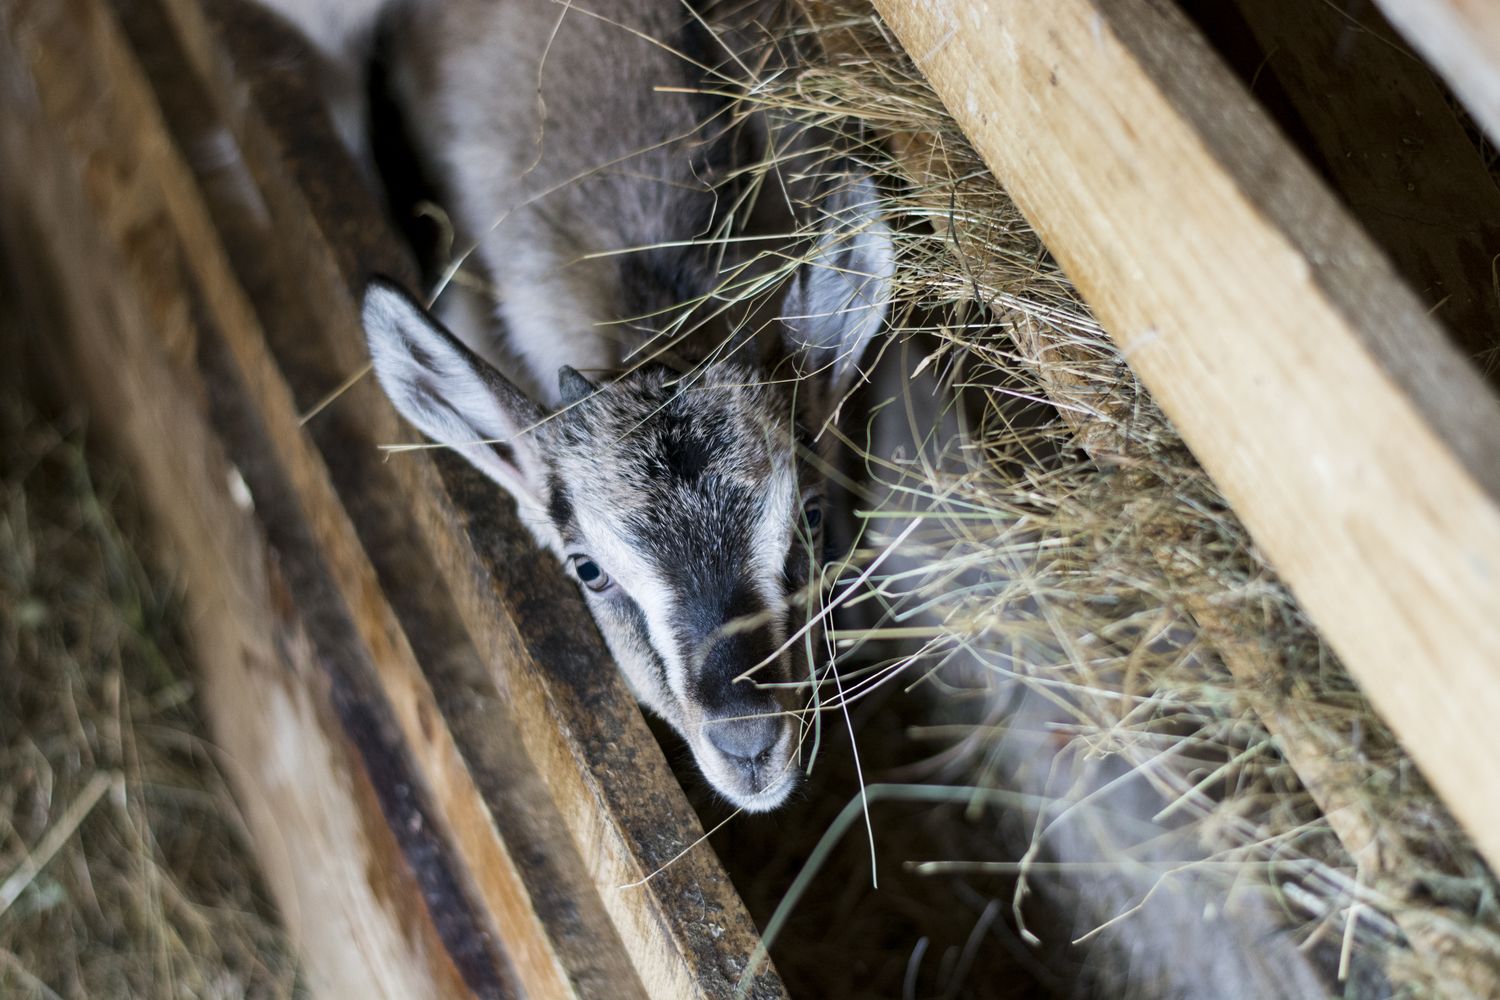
[
  {"xmin": 568, "ymin": 500, "xmax": 695, "ymax": 704},
  {"xmin": 749, "ymin": 458, "xmax": 800, "ymax": 671}
]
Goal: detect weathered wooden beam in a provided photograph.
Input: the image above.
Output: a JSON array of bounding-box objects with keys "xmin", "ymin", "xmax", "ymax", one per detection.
[
  {"xmin": 0, "ymin": 6, "xmax": 514, "ymax": 997},
  {"xmin": 870, "ymin": 0, "xmax": 1500, "ymax": 875},
  {"xmin": 0, "ymin": 0, "xmax": 789, "ymax": 994},
  {"xmin": 1370, "ymin": 0, "xmax": 1500, "ymax": 148}
]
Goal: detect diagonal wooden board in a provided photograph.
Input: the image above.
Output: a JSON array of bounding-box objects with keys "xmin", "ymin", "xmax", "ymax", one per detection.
[
  {"xmin": 872, "ymin": 0, "xmax": 1500, "ymax": 875},
  {"xmin": 0, "ymin": 5, "xmax": 512, "ymax": 995},
  {"xmin": 1371, "ymin": 0, "xmax": 1500, "ymax": 149},
  {"xmin": 1207, "ymin": 0, "xmax": 1500, "ymax": 375},
  {"xmin": 0, "ymin": 0, "xmax": 790, "ymax": 995}
]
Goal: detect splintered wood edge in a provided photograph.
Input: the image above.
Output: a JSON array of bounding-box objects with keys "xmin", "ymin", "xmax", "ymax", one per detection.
[
  {"xmin": 872, "ymin": 0, "xmax": 1500, "ymax": 874},
  {"xmin": 1371, "ymin": 0, "xmax": 1500, "ymax": 148}
]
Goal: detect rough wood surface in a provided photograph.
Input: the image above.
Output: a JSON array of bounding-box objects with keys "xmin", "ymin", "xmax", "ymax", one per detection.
[
  {"xmin": 1, "ymin": 0, "xmax": 790, "ymax": 995},
  {"xmin": 0, "ymin": 0, "xmax": 789, "ymax": 994},
  {"xmin": 1372, "ymin": 0, "xmax": 1500, "ymax": 147},
  {"xmin": 0, "ymin": 4, "xmax": 499, "ymax": 996},
  {"xmin": 872, "ymin": 0, "xmax": 1500, "ymax": 877}
]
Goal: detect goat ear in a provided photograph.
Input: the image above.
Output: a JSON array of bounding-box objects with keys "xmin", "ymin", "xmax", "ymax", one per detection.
[
  {"xmin": 780, "ymin": 175, "xmax": 895, "ymax": 403},
  {"xmin": 362, "ymin": 278, "xmax": 548, "ymax": 506},
  {"xmin": 557, "ymin": 365, "xmax": 597, "ymax": 408}
]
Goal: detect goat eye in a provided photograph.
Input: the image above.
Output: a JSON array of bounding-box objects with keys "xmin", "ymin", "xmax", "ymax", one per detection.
[
  {"xmin": 802, "ymin": 496, "xmax": 823, "ymax": 532},
  {"xmin": 571, "ymin": 556, "xmax": 612, "ymax": 592}
]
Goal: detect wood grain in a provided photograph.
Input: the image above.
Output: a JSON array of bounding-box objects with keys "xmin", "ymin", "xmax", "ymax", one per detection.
[
  {"xmin": 98, "ymin": 0, "xmax": 790, "ymax": 995},
  {"xmin": 872, "ymin": 0, "xmax": 1500, "ymax": 875},
  {"xmin": 0, "ymin": 6, "xmax": 488, "ymax": 996}
]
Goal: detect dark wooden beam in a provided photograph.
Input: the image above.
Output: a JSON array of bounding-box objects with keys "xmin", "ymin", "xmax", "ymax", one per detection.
[
  {"xmin": 1182, "ymin": 0, "xmax": 1500, "ymax": 378},
  {"xmin": 0, "ymin": 0, "xmax": 789, "ymax": 995}
]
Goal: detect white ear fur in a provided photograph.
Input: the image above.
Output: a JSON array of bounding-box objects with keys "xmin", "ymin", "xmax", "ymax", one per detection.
[
  {"xmin": 362, "ymin": 279, "xmax": 547, "ymax": 505},
  {"xmin": 780, "ymin": 175, "xmax": 895, "ymax": 401}
]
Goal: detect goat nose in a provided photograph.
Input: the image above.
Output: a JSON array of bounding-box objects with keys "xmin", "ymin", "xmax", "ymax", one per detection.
[{"xmin": 705, "ymin": 714, "xmax": 781, "ymax": 764}]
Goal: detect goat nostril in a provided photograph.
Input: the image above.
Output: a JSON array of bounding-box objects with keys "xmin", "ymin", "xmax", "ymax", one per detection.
[{"xmin": 705, "ymin": 715, "xmax": 781, "ymax": 765}]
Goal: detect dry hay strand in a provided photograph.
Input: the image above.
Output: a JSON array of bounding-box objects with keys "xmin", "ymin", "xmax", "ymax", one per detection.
[
  {"xmin": 384, "ymin": 1, "xmax": 1499, "ymax": 990},
  {"xmin": 713, "ymin": 2, "xmax": 1500, "ymax": 996},
  {"xmin": 0, "ymin": 352, "xmax": 300, "ymax": 998}
]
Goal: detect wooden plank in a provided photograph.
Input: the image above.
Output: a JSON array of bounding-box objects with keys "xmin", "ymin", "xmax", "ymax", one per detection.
[
  {"xmin": 0, "ymin": 0, "xmax": 628, "ymax": 995},
  {"xmin": 870, "ymin": 0, "xmax": 1500, "ymax": 875},
  {"xmin": 0, "ymin": 12, "xmax": 493, "ymax": 1000},
  {"xmin": 1193, "ymin": 0, "xmax": 1500, "ymax": 374},
  {"xmin": 107, "ymin": 3, "xmax": 651, "ymax": 993},
  {"xmin": 104, "ymin": 0, "xmax": 791, "ymax": 996},
  {"xmin": 1371, "ymin": 0, "xmax": 1500, "ymax": 148}
]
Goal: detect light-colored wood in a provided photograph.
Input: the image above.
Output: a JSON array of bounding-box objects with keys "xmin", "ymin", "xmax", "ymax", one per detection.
[
  {"xmin": 0, "ymin": 11, "xmax": 476, "ymax": 999},
  {"xmin": 0, "ymin": 0, "xmax": 628, "ymax": 995},
  {"xmin": 1371, "ymin": 0, "xmax": 1500, "ymax": 148},
  {"xmin": 871, "ymin": 0, "xmax": 1500, "ymax": 875}
]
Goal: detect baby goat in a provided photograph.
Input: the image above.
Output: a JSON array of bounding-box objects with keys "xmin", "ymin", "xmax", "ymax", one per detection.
[{"xmin": 266, "ymin": 0, "xmax": 893, "ymax": 810}]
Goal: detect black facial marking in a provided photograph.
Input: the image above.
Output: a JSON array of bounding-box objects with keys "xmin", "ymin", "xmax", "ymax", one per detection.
[
  {"xmin": 663, "ymin": 424, "xmax": 713, "ymax": 482},
  {"xmin": 619, "ymin": 594, "xmax": 670, "ymax": 692},
  {"xmin": 547, "ymin": 476, "xmax": 574, "ymax": 532},
  {"xmin": 656, "ymin": 398, "xmax": 735, "ymax": 485},
  {"xmin": 685, "ymin": 578, "xmax": 777, "ymax": 715}
]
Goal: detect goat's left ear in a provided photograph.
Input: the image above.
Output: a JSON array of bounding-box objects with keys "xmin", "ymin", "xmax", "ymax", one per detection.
[{"xmin": 779, "ymin": 175, "xmax": 895, "ymax": 403}]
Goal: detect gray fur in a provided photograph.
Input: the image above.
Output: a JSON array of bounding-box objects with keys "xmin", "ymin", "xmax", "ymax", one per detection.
[{"xmin": 284, "ymin": 0, "xmax": 893, "ymax": 810}]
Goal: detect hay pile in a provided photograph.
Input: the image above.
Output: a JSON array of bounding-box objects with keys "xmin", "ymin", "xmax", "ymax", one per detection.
[
  {"xmin": 717, "ymin": 3, "xmax": 1500, "ymax": 995},
  {"xmin": 0, "ymin": 325, "xmax": 299, "ymax": 998}
]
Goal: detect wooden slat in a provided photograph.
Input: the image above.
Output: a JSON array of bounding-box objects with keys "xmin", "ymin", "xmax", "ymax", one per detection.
[
  {"xmin": 871, "ymin": 0, "xmax": 1500, "ymax": 875},
  {"xmin": 0, "ymin": 7, "xmax": 498, "ymax": 998},
  {"xmin": 1371, "ymin": 0, "xmax": 1500, "ymax": 148},
  {"xmin": 47, "ymin": 0, "xmax": 788, "ymax": 995}
]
